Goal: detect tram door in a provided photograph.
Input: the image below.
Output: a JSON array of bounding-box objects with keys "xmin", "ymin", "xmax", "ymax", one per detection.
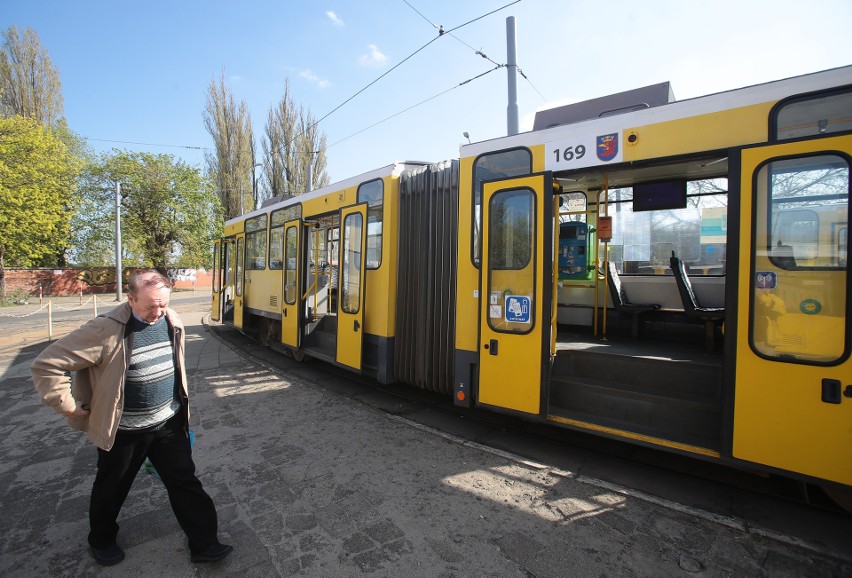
[
  {"xmin": 233, "ymin": 233, "xmax": 245, "ymax": 330},
  {"xmin": 211, "ymin": 240, "xmax": 221, "ymax": 321},
  {"xmin": 219, "ymin": 238, "xmax": 236, "ymax": 324},
  {"xmin": 479, "ymin": 174, "xmax": 554, "ymax": 414},
  {"xmin": 281, "ymin": 219, "xmax": 302, "ymax": 348},
  {"xmin": 336, "ymin": 204, "xmax": 368, "ymax": 371},
  {"xmin": 735, "ymin": 135, "xmax": 852, "ymax": 486}
]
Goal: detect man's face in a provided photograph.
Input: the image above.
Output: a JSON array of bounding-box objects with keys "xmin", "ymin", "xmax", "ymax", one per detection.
[{"xmin": 128, "ymin": 277, "xmax": 171, "ymax": 324}]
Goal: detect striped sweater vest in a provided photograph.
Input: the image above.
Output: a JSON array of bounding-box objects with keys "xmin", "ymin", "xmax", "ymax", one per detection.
[{"xmin": 118, "ymin": 315, "xmax": 181, "ymax": 431}]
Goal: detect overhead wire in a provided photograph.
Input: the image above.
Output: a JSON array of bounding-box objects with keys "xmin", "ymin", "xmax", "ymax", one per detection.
[
  {"xmin": 327, "ymin": 64, "xmax": 503, "ymax": 149},
  {"xmin": 401, "ymin": 0, "xmax": 546, "ymax": 103}
]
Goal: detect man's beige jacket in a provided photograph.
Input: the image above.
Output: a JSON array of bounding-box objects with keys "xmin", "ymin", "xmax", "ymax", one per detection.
[{"xmin": 31, "ymin": 302, "xmax": 189, "ymax": 451}]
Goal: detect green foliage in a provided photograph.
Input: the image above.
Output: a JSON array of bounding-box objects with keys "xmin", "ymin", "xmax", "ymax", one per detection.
[
  {"xmin": 75, "ymin": 150, "xmax": 220, "ymax": 270},
  {"xmin": 0, "ymin": 115, "xmax": 80, "ymax": 268},
  {"xmin": 0, "ymin": 26, "xmax": 63, "ymax": 125}
]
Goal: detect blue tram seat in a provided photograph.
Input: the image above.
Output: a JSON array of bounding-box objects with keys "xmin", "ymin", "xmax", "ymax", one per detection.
[
  {"xmin": 606, "ymin": 261, "xmax": 661, "ymax": 339},
  {"xmin": 670, "ymin": 252, "xmax": 725, "ymax": 351}
]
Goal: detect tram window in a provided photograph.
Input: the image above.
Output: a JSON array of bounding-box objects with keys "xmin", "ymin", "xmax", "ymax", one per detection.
[
  {"xmin": 213, "ymin": 242, "xmax": 220, "ymax": 290},
  {"xmin": 341, "ymin": 213, "xmax": 363, "ymax": 314},
  {"xmin": 225, "ymin": 241, "xmax": 234, "ymax": 286},
  {"xmin": 489, "ymin": 189, "xmax": 533, "ymax": 270},
  {"xmin": 472, "ymin": 148, "xmax": 532, "ymax": 266},
  {"xmin": 751, "ymin": 154, "xmax": 849, "ymax": 364},
  {"xmin": 773, "ymin": 89, "xmax": 852, "ymax": 140},
  {"xmin": 765, "ymin": 155, "xmax": 849, "ymax": 270},
  {"xmin": 358, "ymin": 179, "xmax": 383, "ymax": 269},
  {"xmin": 284, "ymin": 225, "xmax": 297, "ymax": 304},
  {"xmin": 605, "ymin": 180, "xmax": 728, "ymax": 275},
  {"xmin": 236, "ymin": 237, "xmax": 244, "ymax": 297},
  {"xmin": 245, "ymin": 214, "xmax": 268, "ymax": 270},
  {"xmin": 269, "ymin": 226, "xmax": 284, "ymax": 270},
  {"xmin": 271, "ymin": 204, "xmax": 301, "ymax": 226}
]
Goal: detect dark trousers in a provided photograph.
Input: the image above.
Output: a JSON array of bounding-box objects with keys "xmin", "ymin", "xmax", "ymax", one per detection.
[{"xmin": 88, "ymin": 413, "xmax": 218, "ymax": 553}]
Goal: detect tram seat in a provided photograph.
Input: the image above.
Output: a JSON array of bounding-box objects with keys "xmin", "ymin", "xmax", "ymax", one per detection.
[
  {"xmin": 670, "ymin": 252, "xmax": 725, "ymax": 351},
  {"xmin": 606, "ymin": 261, "xmax": 661, "ymax": 339}
]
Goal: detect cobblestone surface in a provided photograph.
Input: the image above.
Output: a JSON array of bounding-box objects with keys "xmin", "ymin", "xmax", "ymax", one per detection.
[{"xmin": 1, "ymin": 300, "xmax": 850, "ymax": 577}]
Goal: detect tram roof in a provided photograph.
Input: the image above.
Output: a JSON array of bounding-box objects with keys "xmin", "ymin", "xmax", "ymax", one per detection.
[
  {"xmin": 459, "ymin": 64, "xmax": 852, "ymax": 159},
  {"xmin": 225, "ymin": 160, "xmax": 430, "ymax": 226}
]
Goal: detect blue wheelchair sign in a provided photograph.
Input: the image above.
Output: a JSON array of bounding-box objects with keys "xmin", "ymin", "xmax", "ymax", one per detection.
[{"xmin": 505, "ymin": 295, "xmax": 532, "ymax": 323}]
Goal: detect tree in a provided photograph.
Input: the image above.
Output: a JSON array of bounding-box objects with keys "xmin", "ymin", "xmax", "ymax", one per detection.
[
  {"xmin": 75, "ymin": 151, "xmax": 220, "ymax": 273},
  {"xmin": 203, "ymin": 73, "xmax": 254, "ymax": 220},
  {"xmin": 262, "ymin": 78, "xmax": 329, "ymax": 201},
  {"xmin": 0, "ymin": 115, "xmax": 79, "ymax": 299},
  {"xmin": 0, "ymin": 26, "xmax": 63, "ymax": 125}
]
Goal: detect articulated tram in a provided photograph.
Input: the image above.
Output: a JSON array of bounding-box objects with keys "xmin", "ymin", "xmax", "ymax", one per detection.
[{"xmin": 212, "ymin": 65, "xmax": 852, "ymax": 509}]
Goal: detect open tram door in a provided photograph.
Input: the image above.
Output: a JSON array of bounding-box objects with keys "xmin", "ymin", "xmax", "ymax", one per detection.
[
  {"xmin": 336, "ymin": 204, "xmax": 368, "ymax": 371},
  {"xmin": 735, "ymin": 134, "xmax": 852, "ymax": 496},
  {"xmin": 217, "ymin": 237, "xmax": 237, "ymax": 324},
  {"xmin": 233, "ymin": 233, "xmax": 246, "ymax": 330},
  {"xmin": 478, "ymin": 173, "xmax": 554, "ymax": 414},
  {"xmin": 281, "ymin": 218, "xmax": 302, "ymax": 350},
  {"xmin": 211, "ymin": 239, "xmax": 222, "ymax": 321}
]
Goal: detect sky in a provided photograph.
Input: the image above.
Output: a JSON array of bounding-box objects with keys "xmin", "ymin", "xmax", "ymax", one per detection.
[{"xmin": 3, "ymin": 0, "xmax": 852, "ymax": 185}]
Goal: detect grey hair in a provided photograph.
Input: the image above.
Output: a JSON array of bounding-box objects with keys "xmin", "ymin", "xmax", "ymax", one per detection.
[{"xmin": 127, "ymin": 270, "xmax": 172, "ymax": 295}]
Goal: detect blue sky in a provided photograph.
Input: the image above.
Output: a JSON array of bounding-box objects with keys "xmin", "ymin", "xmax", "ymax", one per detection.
[{"xmin": 3, "ymin": 0, "xmax": 852, "ymax": 183}]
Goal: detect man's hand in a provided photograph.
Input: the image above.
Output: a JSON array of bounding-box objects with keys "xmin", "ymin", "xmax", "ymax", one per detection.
[{"xmin": 60, "ymin": 402, "xmax": 90, "ymax": 417}]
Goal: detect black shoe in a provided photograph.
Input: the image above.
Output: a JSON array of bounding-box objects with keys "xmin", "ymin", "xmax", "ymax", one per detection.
[
  {"xmin": 91, "ymin": 543, "xmax": 125, "ymax": 566},
  {"xmin": 190, "ymin": 543, "xmax": 233, "ymax": 563}
]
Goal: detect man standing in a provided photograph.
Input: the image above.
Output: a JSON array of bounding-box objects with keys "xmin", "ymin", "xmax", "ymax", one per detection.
[{"xmin": 31, "ymin": 270, "xmax": 232, "ymax": 567}]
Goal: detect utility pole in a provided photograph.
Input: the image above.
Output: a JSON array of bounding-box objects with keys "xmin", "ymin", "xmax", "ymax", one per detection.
[
  {"xmin": 115, "ymin": 181, "xmax": 123, "ymax": 302},
  {"xmin": 506, "ymin": 16, "xmax": 519, "ymax": 136}
]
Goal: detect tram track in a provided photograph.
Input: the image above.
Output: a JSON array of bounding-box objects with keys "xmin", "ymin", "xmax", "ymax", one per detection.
[{"xmin": 205, "ymin": 317, "xmax": 852, "ymax": 564}]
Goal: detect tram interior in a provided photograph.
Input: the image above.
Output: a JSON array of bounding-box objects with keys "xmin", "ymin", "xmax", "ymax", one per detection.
[
  {"xmin": 549, "ymin": 158, "xmax": 729, "ymax": 451},
  {"xmin": 302, "ymin": 214, "xmax": 340, "ymax": 360}
]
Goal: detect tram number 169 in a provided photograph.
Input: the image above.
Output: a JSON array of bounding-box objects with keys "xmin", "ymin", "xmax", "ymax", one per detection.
[{"xmin": 552, "ymin": 144, "xmax": 586, "ymax": 163}]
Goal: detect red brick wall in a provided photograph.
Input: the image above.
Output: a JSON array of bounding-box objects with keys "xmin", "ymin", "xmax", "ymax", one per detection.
[{"xmin": 4, "ymin": 268, "xmax": 213, "ymax": 296}]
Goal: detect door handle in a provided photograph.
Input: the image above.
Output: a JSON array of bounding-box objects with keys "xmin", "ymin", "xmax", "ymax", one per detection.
[
  {"xmin": 354, "ymin": 319, "xmax": 360, "ymax": 332},
  {"xmin": 822, "ymin": 378, "xmax": 842, "ymax": 404},
  {"xmin": 485, "ymin": 339, "xmax": 498, "ymax": 356},
  {"xmin": 283, "ymin": 308, "xmax": 287, "ymax": 317}
]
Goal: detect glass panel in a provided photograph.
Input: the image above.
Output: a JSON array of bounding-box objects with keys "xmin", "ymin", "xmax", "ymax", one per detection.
[
  {"xmin": 775, "ymin": 90, "xmax": 852, "ymax": 140},
  {"xmin": 271, "ymin": 204, "xmax": 302, "ymax": 226},
  {"xmin": 246, "ymin": 230, "xmax": 267, "ymax": 269},
  {"xmin": 284, "ymin": 226, "xmax": 297, "ymax": 304},
  {"xmin": 341, "ymin": 213, "xmax": 363, "ymax": 314},
  {"xmin": 236, "ymin": 237, "xmax": 244, "ymax": 296},
  {"xmin": 212, "ymin": 242, "xmax": 220, "ymax": 292},
  {"xmin": 488, "ymin": 188, "xmax": 535, "ymax": 334},
  {"xmin": 245, "ymin": 214, "xmax": 268, "ymax": 270},
  {"xmin": 605, "ymin": 179, "xmax": 728, "ymax": 275},
  {"xmin": 245, "ymin": 214, "xmax": 267, "ymax": 233},
  {"xmin": 225, "ymin": 241, "xmax": 234, "ymax": 286},
  {"xmin": 358, "ymin": 179, "xmax": 383, "ymax": 269},
  {"xmin": 473, "ymin": 149, "xmax": 532, "ymax": 265},
  {"xmin": 489, "ymin": 189, "xmax": 533, "ymax": 270},
  {"xmin": 269, "ymin": 227, "xmax": 284, "ymax": 270},
  {"xmin": 752, "ymin": 154, "xmax": 849, "ymax": 363}
]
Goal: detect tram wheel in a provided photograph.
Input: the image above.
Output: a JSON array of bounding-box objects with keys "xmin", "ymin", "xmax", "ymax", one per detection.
[
  {"xmin": 290, "ymin": 348, "xmax": 305, "ymax": 362},
  {"xmin": 823, "ymin": 485, "xmax": 852, "ymax": 515}
]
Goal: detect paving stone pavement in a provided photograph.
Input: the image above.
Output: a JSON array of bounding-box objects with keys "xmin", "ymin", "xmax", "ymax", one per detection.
[{"xmin": 1, "ymin": 299, "xmax": 850, "ymax": 577}]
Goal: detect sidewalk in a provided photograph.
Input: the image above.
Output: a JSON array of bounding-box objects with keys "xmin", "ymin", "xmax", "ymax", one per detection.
[{"xmin": 0, "ymin": 302, "xmax": 849, "ymax": 577}]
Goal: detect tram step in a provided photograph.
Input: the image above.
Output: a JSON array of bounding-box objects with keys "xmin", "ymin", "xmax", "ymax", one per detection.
[
  {"xmin": 548, "ymin": 376, "xmax": 721, "ymax": 450},
  {"xmin": 552, "ymin": 350, "xmax": 721, "ymax": 403}
]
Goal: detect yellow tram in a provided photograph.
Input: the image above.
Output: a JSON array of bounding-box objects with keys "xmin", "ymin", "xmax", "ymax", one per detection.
[{"xmin": 212, "ymin": 65, "xmax": 852, "ymax": 508}]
